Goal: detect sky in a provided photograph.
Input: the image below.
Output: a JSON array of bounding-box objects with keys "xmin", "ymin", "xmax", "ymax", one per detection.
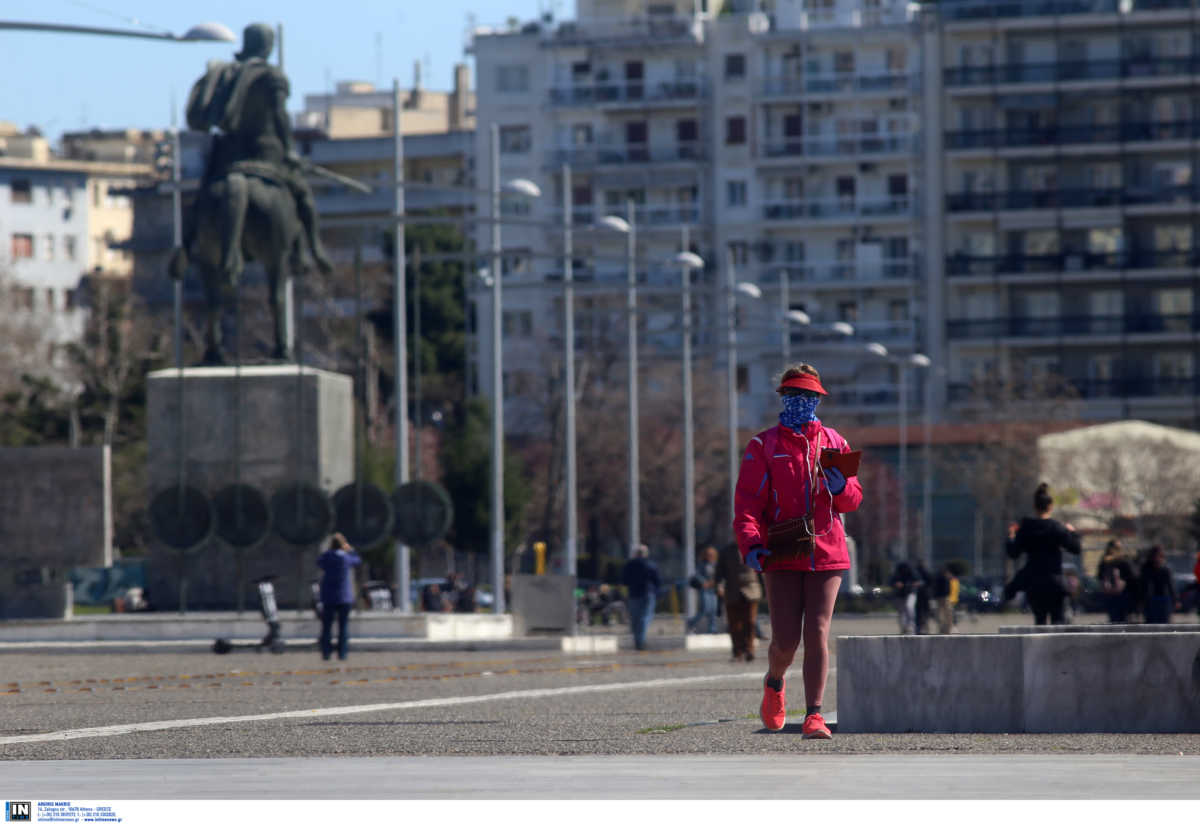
[{"xmin": 2, "ymin": 0, "xmax": 562, "ymax": 140}]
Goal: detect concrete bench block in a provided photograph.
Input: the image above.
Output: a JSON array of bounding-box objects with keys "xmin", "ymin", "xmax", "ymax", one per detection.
[
  {"xmin": 838, "ymin": 632, "xmax": 1200, "ymax": 733},
  {"xmin": 561, "ymin": 635, "xmax": 618, "ymax": 654},
  {"xmin": 684, "ymin": 634, "xmax": 733, "ymax": 651}
]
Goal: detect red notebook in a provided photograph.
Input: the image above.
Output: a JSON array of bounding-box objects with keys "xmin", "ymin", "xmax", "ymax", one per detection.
[{"xmin": 819, "ymin": 448, "xmax": 862, "ymax": 478}]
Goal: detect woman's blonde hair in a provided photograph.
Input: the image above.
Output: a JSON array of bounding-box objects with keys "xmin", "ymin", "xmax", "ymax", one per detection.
[{"xmin": 776, "ymin": 362, "xmax": 820, "ymax": 393}]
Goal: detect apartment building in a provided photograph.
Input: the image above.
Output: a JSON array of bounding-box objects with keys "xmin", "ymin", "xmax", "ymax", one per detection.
[
  {"xmin": 0, "ymin": 123, "xmax": 151, "ymax": 348},
  {"xmin": 469, "ymin": 0, "xmax": 924, "ymax": 434},
  {"xmin": 931, "ymin": 0, "xmax": 1200, "ymax": 428}
]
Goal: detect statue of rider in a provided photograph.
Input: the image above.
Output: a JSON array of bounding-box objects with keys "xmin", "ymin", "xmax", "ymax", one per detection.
[{"xmin": 185, "ymin": 22, "xmax": 332, "ymax": 276}]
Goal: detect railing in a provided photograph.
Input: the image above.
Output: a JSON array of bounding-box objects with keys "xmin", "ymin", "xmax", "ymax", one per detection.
[
  {"xmin": 939, "ymin": 0, "xmax": 1193, "ymax": 23},
  {"xmin": 546, "ymin": 15, "xmax": 703, "ymax": 46},
  {"xmin": 762, "ymin": 259, "xmax": 915, "ymax": 284},
  {"xmin": 830, "ymin": 384, "xmax": 902, "ymax": 408},
  {"xmin": 762, "ymin": 133, "xmax": 915, "ymax": 159},
  {"xmin": 946, "ymin": 250, "xmax": 1200, "ymax": 275},
  {"xmin": 546, "ymin": 142, "xmax": 704, "ymax": 167},
  {"xmin": 945, "ymin": 120, "xmax": 1197, "ymax": 149},
  {"xmin": 763, "ymin": 196, "xmax": 912, "ymax": 221},
  {"xmin": 548, "ymin": 79, "xmax": 706, "ymax": 107},
  {"xmin": 946, "ymin": 313, "xmax": 1198, "ymax": 339},
  {"xmin": 943, "ymin": 186, "xmax": 1200, "ymax": 212},
  {"xmin": 945, "ymin": 57, "xmax": 1197, "ymax": 86},
  {"xmin": 556, "ymin": 204, "xmax": 700, "ymax": 226},
  {"xmin": 762, "ymin": 72, "xmax": 912, "ymax": 97},
  {"xmin": 949, "ymin": 375, "xmax": 1200, "ymax": 403}
]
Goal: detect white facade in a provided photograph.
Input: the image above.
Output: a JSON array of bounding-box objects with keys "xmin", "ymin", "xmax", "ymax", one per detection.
[{"xmin": 469, "ymin": 0, "xmax": 923, "ymax": 435}]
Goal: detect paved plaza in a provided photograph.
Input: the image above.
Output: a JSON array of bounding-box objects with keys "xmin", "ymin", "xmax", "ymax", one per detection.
[{"xmin": 1, "ymin": 613, "xmax": 1198, "ymax": 798}]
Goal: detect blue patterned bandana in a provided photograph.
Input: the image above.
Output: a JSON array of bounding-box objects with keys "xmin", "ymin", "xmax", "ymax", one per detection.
[{"xmin": 779, "ymin": 394, "xmax": 820, "ymax": 431}]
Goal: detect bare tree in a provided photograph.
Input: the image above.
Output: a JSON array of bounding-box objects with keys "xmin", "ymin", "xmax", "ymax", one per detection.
[{"xmin": 0, "ymin": 265, "xmax": 59, "ymax": 398}]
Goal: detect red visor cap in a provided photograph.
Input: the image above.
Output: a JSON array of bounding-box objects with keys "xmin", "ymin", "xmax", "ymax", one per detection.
[{"xmin": 777, "ymin": 374, "xmax": 828, "ymax": 395}]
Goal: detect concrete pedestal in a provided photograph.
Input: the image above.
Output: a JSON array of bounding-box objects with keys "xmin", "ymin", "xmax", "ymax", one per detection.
[{"xmin": 145, "ymin": 365, "xmax": 353, "ymax": 610}]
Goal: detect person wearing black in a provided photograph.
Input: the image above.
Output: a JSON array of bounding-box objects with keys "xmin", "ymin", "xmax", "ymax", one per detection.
[
  {"xmin": 889, "ymin": 561, "xmax": 918, "ymax": 634},
  {"xmin": 913, "ymin": 562, "xmax": 933, "ymax": 635},
  {"xmin": 1006, "ymin": 483, "xmax": 1081, "ymax": 625},
  {"xmin": 1141, "ymin": 545, "xmax": 1179, "ymax": 624},
  {"xmin": 1097, "ymin": 539, "xmax": 1135, "ymax": 623},
  {"xmin": 622, "ymin": 544, "xmax": 662, "ymax": 651}
]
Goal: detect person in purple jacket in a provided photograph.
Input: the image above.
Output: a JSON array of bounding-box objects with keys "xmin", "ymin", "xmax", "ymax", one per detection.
[{"xmin": 316, "ymin": 532, "xmax": 361, "ymax": 661}]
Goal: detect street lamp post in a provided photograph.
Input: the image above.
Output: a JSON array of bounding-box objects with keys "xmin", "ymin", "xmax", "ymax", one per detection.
[
  {"xmin": 0, "ymin": 20, "xmax": 236, "ymax": 42},
  {"xmin": 392, "ymin": 79, "xmax": 411, "ymax": 612},
  {"xmin": 561, "ymin": 165, "xmax": 578, "ymax": 582},
  {"xmin": 489, "ymin": 123, "xmax": 504, "ymax": 613},
  {"xmin": 599, "ymin": 206, "xmax": 639, "ymax": 556},
  {"xmin": 675, "ymin": 232, "xmax": 705, "ymax": 622}
]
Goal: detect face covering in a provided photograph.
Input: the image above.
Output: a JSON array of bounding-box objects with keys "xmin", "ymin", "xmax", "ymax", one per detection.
[{"xmin": 779, "ymin": 394, "xmax": 820, "ymax": 431}]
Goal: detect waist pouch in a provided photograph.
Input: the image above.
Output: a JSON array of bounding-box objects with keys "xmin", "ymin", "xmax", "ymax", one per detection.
[{"xmin": 765, "ymin": 517, "xmax": 814, "ymax": 568}]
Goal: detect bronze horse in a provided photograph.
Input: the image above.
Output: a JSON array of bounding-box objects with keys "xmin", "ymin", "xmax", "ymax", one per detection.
[{"xmin": 170, "ymin": 156, "xmax": 308, "ymax": 365}]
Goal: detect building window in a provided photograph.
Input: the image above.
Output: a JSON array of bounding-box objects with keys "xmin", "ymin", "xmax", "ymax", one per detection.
[
  {"xmin": 11, "ymin": 233, "xmax": 33, "ymax": 259},
  {"xmin": 496, "ymin": 64, "xmax": 530, "ymax": 93},
  {"xmin": 502, "ymin": 310, "xmax": 533, "ymax": 338},
  {"xmin": 64, "ymin": 235, "xmax": 77, "ymax": 261},
  {"xmin": 724, "ymin": 54, "xmax": 746, "ymax": 81},
  {"xmin": 729, "ymin": 241, "xmax": 749, "ymax": 265},
  {"xmin": 838, "ymin": 301, "xmax": 858, "ymax": 322},
  {"xmin": 499, "ymin": 125, "xmax": 532, "ymax": 154},
  {"xmin": 725, "ymin": 116, "xmax": 746, "ymax": 145},
  {"xmin": 726, "ymin": 180, "xmax": 747, "ymax": 207},
  {"xmin": 12, "ymin": 286, "xmax": 34, "ymax": 311},
  {"xmin": 43, "ymin": 234, "xmax": 55, "ymax": 261},
  {"xmin": 11, "ymin": 178, "xmax": 32, "ymax": 204},
  {"xmin": 93, "ymin": 181, "xmax": 103, "ymax": 208},
  {"xmin": 888, "ymin": 299, "xmax": 909, "ymax": 321},
  {"xmin": 65, "ymin": 288, "xmax": 80, "ymax": 309},
  {"xmin": 736, "ymin": 365, "xmax": 749, "ymax": 393},
  {"xmin": 45, "ymin": 288, "xmax": 56, "ymax": 312}
]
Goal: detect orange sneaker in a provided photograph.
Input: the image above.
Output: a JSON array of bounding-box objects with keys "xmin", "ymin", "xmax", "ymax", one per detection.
[
  {"xmin": 801, "ymin": 712, "xmax": 832, "ymax": 740},
  {"xmin": 760, "ymin": 676, "xmax": 786, "ymax": 732}
]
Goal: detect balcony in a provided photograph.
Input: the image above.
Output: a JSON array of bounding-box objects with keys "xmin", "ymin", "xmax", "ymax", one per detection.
[
  {"xmin": 763, "ymin": 258, "xmax": 915, "ymax": 285},
  {"xmin": 763, "ymin": 195, "xmax": 912, "ymax": 222},
  {"xmin": 946, "ymin": 313, "xmax": 1198, "ymax": 339},
  {"xmin": 949, "ymin": 376, "xmax": 1199, "ymax": 403},
  {"xmin": 761, "ymin": 133, "xmax": 915, "ymax": 160},
  {"xmin": 946, "ymin": 249, "xmax": 1200, "ymax": 276},
  {"xmin": 946, "ymin": 187, "xmax": 1144, "ymax": 212},
  {"xmin": 945, "ymin": 57, "xmax": 1196, "ymax": 87},
  {"xmin": 945, "ymin": 120, "xmax": 1197, "ymax": 150},
  {"xmin": 548, "ymin": 79, "xmax": 706, "ymax": 108},
  {"xmin": 556, "ymin": 204, "xmax": 700, "ymax": 227},
  {"xmin": 546, "ymin": 142, "xmax": 704, "ymax": 168},
  {"xmin": 545, "ymin": 15, "xmax": 703, "ymax": 47},
  {"xmin": 939, "ymin": 0, "xmax": 1192, "ymax": 23},
  {"xmin": 762, "ymin": 71, "xmax": 912, "ymax": 97}
]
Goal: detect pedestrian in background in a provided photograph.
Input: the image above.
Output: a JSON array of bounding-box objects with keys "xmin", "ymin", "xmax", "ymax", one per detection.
[
  {"xmin": 316, "ymin": 532, "xmax": 361, "ymax": 661},
  {"xmin": 914, "ymin": 561, "xmax": 933, "ymax": 634},
  {"xmin": 933, "ymin": 564, "xmax": 959, "ymax": 634},
  {"xmin": 734, "ymin": 362, "xmax": 864, "ymax": 739},
  {"xmin": 621, "ymin": 544, "xmax": 661, "ymax": 651},
  {"xmin": 686, "ymin": 546, "xmax": 719, "ymax": 634},
  {"xmin": 1006, "ymin": 483, "xmax": 1081, "ymax": 625},
  {"xmin": 1141, "ymin": 545, "xmax": 1179, "ymax": 624},
  {"xmin": 1097, "ymin": 539, "xmax": 1135, "ymax": 623},
  {"xmin": 714, "ymin": 541, "xmax": 763, "ymax": 662},
  {"xmin": 890, "ymin": 561, "xmax": 917, "ymax": 635}
]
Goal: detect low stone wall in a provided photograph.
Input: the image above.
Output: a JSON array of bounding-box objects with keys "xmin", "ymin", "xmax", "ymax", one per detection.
[{"xmin": 837, "ymin": 631, "xmax": 1200, "ymax": 733}]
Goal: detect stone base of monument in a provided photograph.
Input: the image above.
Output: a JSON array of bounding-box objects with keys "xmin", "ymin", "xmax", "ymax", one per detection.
[
  {"xmin": 145, "ymin": 365, "xmax": 353, "ymax": 611},
  {"xmin": 837, "ymin": 630, "xmax": 1200, "ymax": 733}
]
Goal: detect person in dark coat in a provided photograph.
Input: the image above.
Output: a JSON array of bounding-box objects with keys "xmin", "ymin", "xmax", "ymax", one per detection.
[
  {"xmin": 1006, "ymin": 483, "xmax": 1081, "ymax": 625},
  {"xmin": 714, "ymin": 542, "xmax": 764, "ymax": 662},
  {"xmin": 1097, "ymin": 539, "xmax": 1135, "ymax": 623},
  {"xmin": 316, "ymin": 532, "xmax": 361, "ymax": 660},
  {"xmin": 621, "ymin": 544, "xmax": 661, "ymax": 651},
  {"xmin": 1141, "ymin": 545, "xmax": 1179, "ymax": 624}
]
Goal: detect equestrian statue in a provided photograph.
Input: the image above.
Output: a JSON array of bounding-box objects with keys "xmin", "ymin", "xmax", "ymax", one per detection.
[{"xmin": 170, "ymin": 23, "xmax": 364, "ymax": 364}]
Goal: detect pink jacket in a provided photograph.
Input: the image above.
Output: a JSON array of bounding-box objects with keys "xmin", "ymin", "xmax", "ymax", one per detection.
[{"xmin": 733, "ymin": 421, "xmax": 863, "ymax": 572}]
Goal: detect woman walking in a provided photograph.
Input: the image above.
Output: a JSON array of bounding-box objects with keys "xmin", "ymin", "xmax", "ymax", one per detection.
[
  {"xmin": 1140, "ymin": 545, "xmax": 1179, "ymax": 624},
  {"xmin": 1006, "ymin": 483, "xmax": 1081, "ymax": 625},
  {"xmin": 733, "ymin": 363, "xmax": 863, "ymax": 738}
]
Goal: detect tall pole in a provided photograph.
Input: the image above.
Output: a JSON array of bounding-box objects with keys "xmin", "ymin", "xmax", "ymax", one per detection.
[
  {"xmin": 681, "ymin": 226, "xmax": 696, "ymax": 620},
  {"xmin": 726, "ymin": 246, "xmax": 738, "ymax": 525},
  {"xmin": 922, "ymin": 372, "xmax": 933, "ymax": 566},
  {"xmin": 413, "ymin": 244, "xmax": 423, "ymax": 481},
  {"xmin": 489, "ymin": 124, "xmax": 505, "ymax": 613},
  {"xmin": 170, "ymin": 112, "xmax": 182, "ymax": 370},
  {"xmin": 781, "ymin": 265, "xmax": 790, "ymax": 363},
  {"xmin": 626, "ymin": 200, "xmax": 640, "ymax": 556},
  {"xmin": 562, "ymin": 164, "xmax": 577, "ymax": 581},
  {"xmin": 279, "ymin": 22, "xmax": 294, "ymax": 358},
  {"xmin": 898, "ymin": 362, "xmax": 908, "ymax": 562},
  {"xmin": 392, "ymin": 78, "xmax": 411, "ymax": 613}
]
